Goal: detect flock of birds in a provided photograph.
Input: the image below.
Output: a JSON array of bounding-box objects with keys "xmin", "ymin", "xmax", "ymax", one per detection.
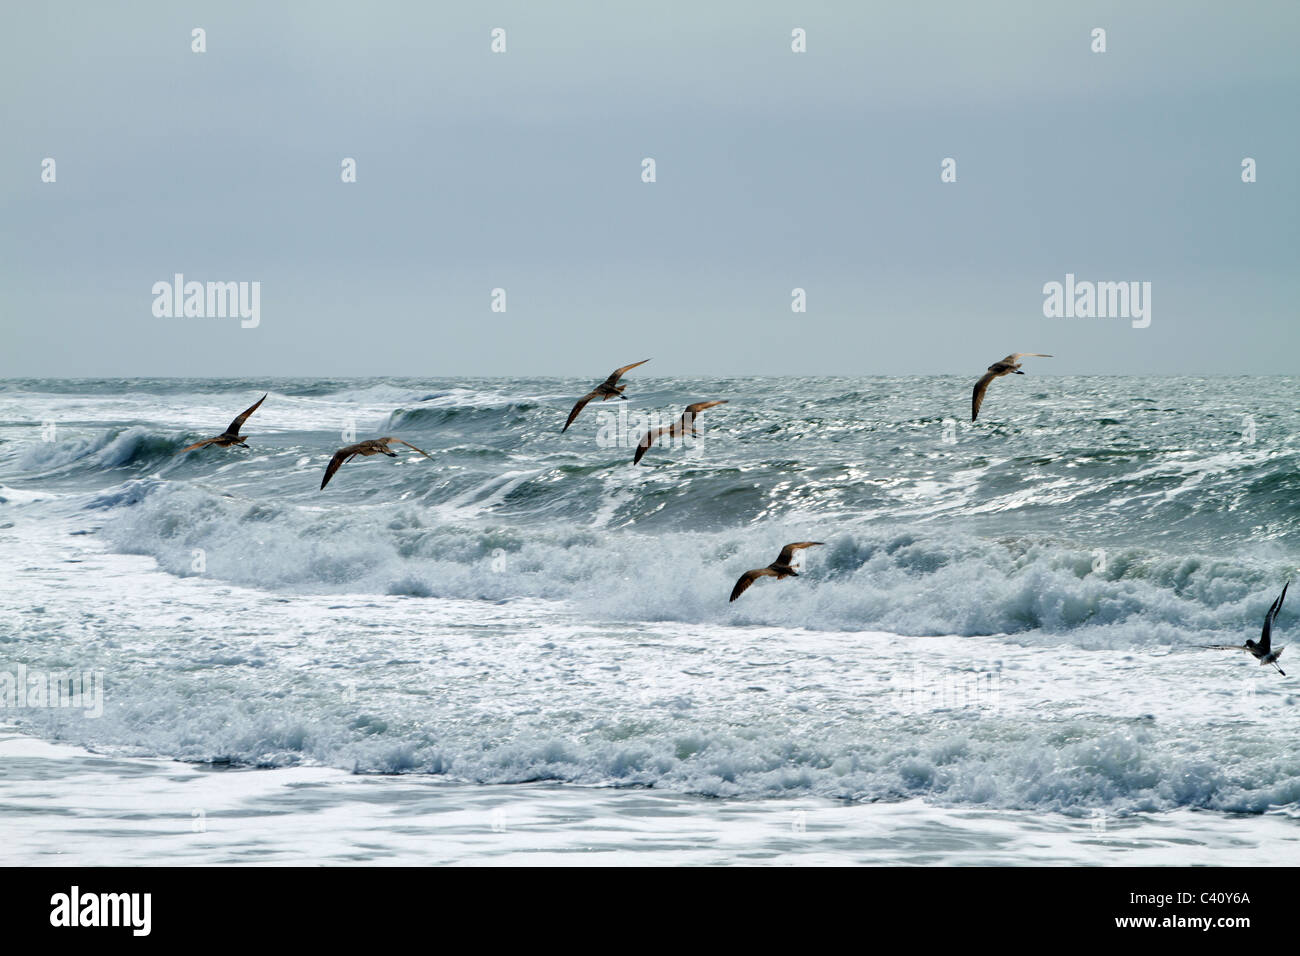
[
  {"xmin": 178, "ymin": 393, "xmax": 434, "ymax": 490},
  {"xmin": 173, "ymin": 354, "xmax": 1290, "ymax": 676}
]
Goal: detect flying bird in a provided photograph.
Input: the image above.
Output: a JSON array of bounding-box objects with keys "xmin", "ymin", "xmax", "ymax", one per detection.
[
  {"xmin": 729, "ymin": 542, "xmax": 824, "ymax": 602},
  {"xmin": 176, "ymin": 393, "xmax": 267, "ymax": 453},
  {"xmin": 320, "ymin": 437, "xmax": 433, "ymax": 490},
  {"xmin": 971, "ymin": 354, "xmax": 1052, "ymax": 421},
  {"xmin": 1196, "ymin": 580, "xmax": 1289, "ymax": 676},
  {"xmin": 633, "ymin": 401, "xmax": 727, "ymax": 465},
  {"xmin": 562, "ymin": 359, "xmax": 650, "ymax": 432}
]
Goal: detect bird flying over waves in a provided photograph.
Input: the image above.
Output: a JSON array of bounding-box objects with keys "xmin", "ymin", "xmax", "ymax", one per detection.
[
  {"xmin": 729, "ymin": 542, "xmax": 824, "ymax": 602},
  {"xmin": 176, "ymin": 393, "xmax": 267, "ymax": 453},
  {"xmin": 633, "ymin": 401, "xmax": 727, "ymax": 465},
  {"xmin": 320, "ymin": 437, "xmax": 433, "ymax": 490},
  {"xmin": 971, "ymin": 354, "xmax": 1052, "ymax": 421},
  {"xmin": 1196, "ymin": 580, "xmax": 1289, "ymax": 676},
  {"xmin": 562, "ymin": 359, "xmax": 650, "ymax": 432}
]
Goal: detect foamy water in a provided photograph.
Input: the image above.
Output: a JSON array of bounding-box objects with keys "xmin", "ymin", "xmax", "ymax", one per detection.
[
  {"xmin": 1, "ymin": 377, "xmax": 1298, "ymax": 863},
  {"xmin": 5, "ymin": 733, "xmax": 1298, "ymax": 866}
]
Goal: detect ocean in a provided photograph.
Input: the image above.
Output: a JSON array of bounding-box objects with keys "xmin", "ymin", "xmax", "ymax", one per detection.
[{"xmin": 1, "ymin": 375, "xmax": 1298, "ymax": 865}]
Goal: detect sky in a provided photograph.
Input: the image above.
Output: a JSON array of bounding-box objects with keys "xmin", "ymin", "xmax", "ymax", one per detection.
[{"xmin": 1, "ymin": 1, "xmax": 1297, "ymax": 378}]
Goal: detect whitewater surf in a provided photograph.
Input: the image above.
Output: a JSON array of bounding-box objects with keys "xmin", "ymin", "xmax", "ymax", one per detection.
[{"xmin": 1, "ymin": 376, "xmax": 1297, "ymax": 863}]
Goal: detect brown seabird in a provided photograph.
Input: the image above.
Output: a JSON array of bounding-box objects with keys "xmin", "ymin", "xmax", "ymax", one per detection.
[
  {"xmin": 176, "ymin": 393, "xmax": 267, "ymax": 453},
  {"xmin": 729, "ymin": 542, "xmax": 825, "ymax": 602},
  {"xmin": 562, "ymin": 360, "xmax": 651, "ymax": 432},
  {"xmin": 320, "ymin": 437, "xmax": 433, "ymax": 490},
  {"xmin": 632, "ymin": 400, "xmax": 727, "ymax": 465},
  {"xmin": 1196, "ymin": 580, "xmax": 1289, "ymax": 676},
  {"xmin": 971, "ymin": 354, "xmax": 1052, "ymax": 421}
]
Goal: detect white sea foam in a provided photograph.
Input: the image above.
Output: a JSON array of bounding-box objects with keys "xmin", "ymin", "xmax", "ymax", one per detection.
[
  {"xmin": 6, "ymin": 729, "xmax": 1297, "ymax": 865},
  {"xmin": 88, "ymin": 478, "xmax": 1293, "ymax": 649},
  {"xmin": 2, "ymin": 376, "xmax": 1298, "ymax": 833},
  {"xmin": 2, "ymin": 505, "xmax": 1297, "ymax": 818}
]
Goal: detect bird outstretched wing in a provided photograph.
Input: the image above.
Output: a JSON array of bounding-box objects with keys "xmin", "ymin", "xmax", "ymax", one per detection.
[
  {"xmin": 730, "ymin": 568, "xmax": 775, "ymax": 602},
  {"xmin": 562, "ymin": 390, "xmax": 601, "ymax": 432},
  {"xmin": 677, "ymin": 400, "xmax": 728, "ymax": 432},
  {"xmin": 226, "ymin": 393, "xmax": 267, "ymax": 435},
  {"xmin": 176, "ymin": 437, "xmax": 219, "ymax": 454},
  {"xmin": 776, "ymin": 541, "xmax": 824, "ymax": 565},
  {"xmin": 1260, "ymin": 580, "xmax": 1290, "ymax": 652},
  {"xmin": 683, "ymin": 400, "xmax": 727, "ymax": 418},
  {"xmin": 632, "ymin": 428, "xmax": 663, "ymax": 465},
  {"xmin": 971, "ymin": 371, "xmax": 998, "ymax": 421},
  {"xmin": 602, "ymin": 359, "xmax": 650, "ymax": 388},
  {"xmin": 386, "ymin": 437, "xmax": 433, "ymax": 460},
  {"xmin": 320, "ymin": 447, "xmax": 355, "ymax": 490}
]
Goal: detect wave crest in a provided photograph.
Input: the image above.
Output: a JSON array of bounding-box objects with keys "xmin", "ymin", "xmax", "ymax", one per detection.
[{"xmin": 98, "ymin": 482, "xmax": 1291, "ymax": 646}]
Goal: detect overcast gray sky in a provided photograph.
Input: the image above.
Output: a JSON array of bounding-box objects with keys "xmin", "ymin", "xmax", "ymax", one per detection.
[{"xmin": 1, "ymin": 1, "xmax": 1296, "ymax": 378}]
